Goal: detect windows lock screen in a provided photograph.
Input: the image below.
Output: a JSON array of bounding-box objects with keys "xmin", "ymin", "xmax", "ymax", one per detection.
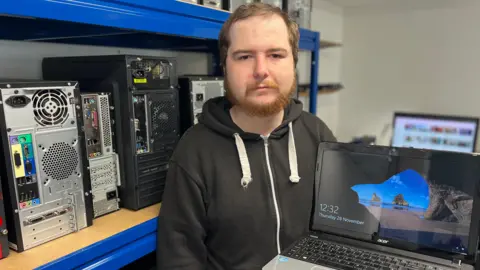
[{"xmin": 314, "ymin": 149, "xmax": 475, "ymax": 255}]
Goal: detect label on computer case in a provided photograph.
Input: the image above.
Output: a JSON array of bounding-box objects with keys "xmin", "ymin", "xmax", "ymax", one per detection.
[{"xmin": 134, "ymin": 78, "xmax": 147, "ymax": 84}]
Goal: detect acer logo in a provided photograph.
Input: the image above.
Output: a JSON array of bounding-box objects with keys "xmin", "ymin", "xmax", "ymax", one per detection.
[{"xmin": 377, "ymin": 239, "xmax": 389, "ymax": 244}]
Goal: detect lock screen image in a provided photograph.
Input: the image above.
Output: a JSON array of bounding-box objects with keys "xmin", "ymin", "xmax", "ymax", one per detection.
[
  {"xmin": 315, "ymin": 150, "xmax": 474, "ymax": 255},
  {"xmin": 352, "ymin": 169, "xmax": 472, "ymax": 254}
]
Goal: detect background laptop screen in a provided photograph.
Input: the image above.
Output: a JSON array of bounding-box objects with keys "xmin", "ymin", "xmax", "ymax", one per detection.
[
  {"xmin": 391, "ymin": 112, "xmax": 479, "ymax": 153},
  {"xmin": 313, "ymin": 148, "xmax": 476, "ymax": 255}
]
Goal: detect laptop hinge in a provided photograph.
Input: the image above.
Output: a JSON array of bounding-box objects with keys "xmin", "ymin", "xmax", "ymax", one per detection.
[{"xmin": 452, "ymin": 257, "xmax": 462, "ymax": 267}]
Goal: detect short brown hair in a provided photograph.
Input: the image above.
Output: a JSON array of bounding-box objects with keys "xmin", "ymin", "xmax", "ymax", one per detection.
[{"xmin": 218, "ymin": 2, "xmax": 300, "ymax": 69}]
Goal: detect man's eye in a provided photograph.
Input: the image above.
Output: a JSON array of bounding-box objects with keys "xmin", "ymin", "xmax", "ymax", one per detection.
[
  {"xmin": 271, "ymin": 54, "xmax": 284, "ymax": 59},
  {"xmin": 238, "ymin": 55, "xmax": 250, "ymax": 60}
]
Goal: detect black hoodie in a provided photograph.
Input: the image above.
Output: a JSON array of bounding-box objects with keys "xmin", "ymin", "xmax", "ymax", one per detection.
[{"xmin": 157, "ymin": 97, "xmax": 336, "ymax": 270}]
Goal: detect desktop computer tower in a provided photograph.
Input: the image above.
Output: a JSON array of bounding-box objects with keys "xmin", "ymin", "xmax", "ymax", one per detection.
[
  {"xmin": 229, "ymin": 0, "xmax": 283, "ymax": 12},
  {"xmin": 228, "ymin": 0, "xmax": 310, "ymax": 29},
  {"xmin": 80, "ymin": 93, "xmax": 120, "ymax": 218},
  {"xmin": 201, "ymin": 0, "xmax": 223, "ymax": 10},
  {"xmin": 286, "ymin": 0, "xmax": 312, "ymax": 29},
  {"xmin": 0, "ymin": 176, "xmax": 9, "ymax": 259},
  {"xmin": 0, "ymin": 80, "xmax": 93, "ymax": 252},
  {"xmin": 42, "ymin": 55, "xmax": 180, "ymax": 211},
  {"xmin": 178, "ymin": 75, "xmax": 225, "ymax": 135}
]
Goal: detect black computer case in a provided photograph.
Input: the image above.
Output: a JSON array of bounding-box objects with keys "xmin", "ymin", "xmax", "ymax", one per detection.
[
  {"xmin": 0, "ymin": 176, "xmax": 9, "ymax": 259},
  {"xmin": 42, "ymin": 55, "xmax": 180, "ymax": 211}
]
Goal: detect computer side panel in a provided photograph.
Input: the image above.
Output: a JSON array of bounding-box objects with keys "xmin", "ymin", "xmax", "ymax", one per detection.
[{"xmin": 0, "ymin": 175, "xmax": 9, "ymax": 259}]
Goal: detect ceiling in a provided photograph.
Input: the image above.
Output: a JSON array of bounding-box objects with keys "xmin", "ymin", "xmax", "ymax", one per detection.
[
  {"xmin": 320, "ymin": 0, "xmax": 465, "ymax": 8},
  {"xmin": 320, "ymin": 0, "xmax": 396, "ymax": 7}
]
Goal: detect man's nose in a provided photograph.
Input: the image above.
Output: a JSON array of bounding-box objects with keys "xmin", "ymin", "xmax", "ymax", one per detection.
[{"xmin": 253, "ymin": 55, "xmax": 269, "ymax": 80}]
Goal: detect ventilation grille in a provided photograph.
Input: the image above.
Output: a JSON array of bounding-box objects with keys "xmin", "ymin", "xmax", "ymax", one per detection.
[
  {"xmin": 151, "ymin": 100, "xmax": 176, "ymax": 139},
  {"xmin": 42, "ymin": 142, "xmax": 79, "ymax": 180},
  {"xmin": 90, "ymin": 161, "xmax": 116, "ymax": 190},
  {"xmin": 99, "ymin": 96, "xmax": 112, "ymax": 147},
  {"xmin": 33, "ymin": 89, "xmax": 69, "ymax": 126}
]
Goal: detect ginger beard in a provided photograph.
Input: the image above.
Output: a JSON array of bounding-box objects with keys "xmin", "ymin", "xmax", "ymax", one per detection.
[{"xmin": 225, "ymin": 72, "xmax": 296, "ymax": 117}]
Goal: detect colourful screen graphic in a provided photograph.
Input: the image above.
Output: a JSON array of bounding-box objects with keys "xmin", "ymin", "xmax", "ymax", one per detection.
[{"xmin": 392, "ymin": 115, "xmax": 477, "ymax": 153}]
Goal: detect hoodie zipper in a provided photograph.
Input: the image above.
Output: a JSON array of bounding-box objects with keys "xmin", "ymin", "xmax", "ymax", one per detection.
[{"xmin": 261, "ymin": 135, "xmax": 281, "ymax": 254}]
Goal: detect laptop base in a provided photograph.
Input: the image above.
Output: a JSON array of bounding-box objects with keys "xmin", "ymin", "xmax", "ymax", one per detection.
[
  {"xmin": 263, "ymin": 255, "xmax": 335, "ymax": 270},
  {"xmin": 264, "ymin": 234, "xmax": 472, "ymax": 270}
]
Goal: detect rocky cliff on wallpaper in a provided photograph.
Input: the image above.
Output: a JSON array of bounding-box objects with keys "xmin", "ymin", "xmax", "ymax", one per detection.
[
  {"xmin": 424, "ymin": 184, "xmax": 473, "ymax": 224},
  {"xmin": 393, "ymin": 194, "xmax": 409, "ymax": 206}
]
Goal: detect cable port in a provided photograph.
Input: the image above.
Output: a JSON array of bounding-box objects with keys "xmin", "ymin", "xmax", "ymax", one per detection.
[
  {"xmin": 107, "ymin": 190, "xmax": 117, "ymax": 200},
  {"xmin": 28, "ymin": 216, "xmax": 44, "ymax": 225},
  {"xmin": 134, "ymin": 61, "xmax": 145, "ymax": 69},
  {"xmin": 132, "ymin": 69, "xmax": 146, "ymax": 78},
  {"xmin": 5, "ymin": 95, "xmax": 31, "ymax": 108}
]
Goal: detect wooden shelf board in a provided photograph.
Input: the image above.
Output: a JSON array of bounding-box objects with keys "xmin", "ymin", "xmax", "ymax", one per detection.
[
  {"xmin": 299, "ymin": 88, "xmax": 341, "ymax": 97},
  {"xmin": 0, "ymin": 203, "xmax": 161, "ymax": 270},
  {"xmin": 320, "ymin": 40, "xmax": 342, "ymax": 49}
]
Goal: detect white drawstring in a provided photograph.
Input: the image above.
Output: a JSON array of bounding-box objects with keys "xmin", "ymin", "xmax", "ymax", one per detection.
[
  {"xmin": 234, "ymin": 133, "xmax": 253, "ymax": 188},
  {"xmin": 288, "ymin": 122, "xmax": 300, "ymax": 183},
  {"xmin": 233, "ymin": 123, "xmax": 300, "ymax": 187}
]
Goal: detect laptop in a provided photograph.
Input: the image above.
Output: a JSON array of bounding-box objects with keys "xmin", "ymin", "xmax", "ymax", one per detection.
[{"xmin": 263, "ymin": 142, "xmax": 480, "ymax": 270}]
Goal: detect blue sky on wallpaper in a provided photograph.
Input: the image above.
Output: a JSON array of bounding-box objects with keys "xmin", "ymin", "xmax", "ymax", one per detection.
[{"xmin": 351, "ymin": 169, "xmax": 430, "ymax": 209}]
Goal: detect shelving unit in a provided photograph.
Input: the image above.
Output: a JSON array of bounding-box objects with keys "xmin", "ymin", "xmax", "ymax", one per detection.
[
  {"xmin": 298, "ymin": 83, "xmax": 344, "ymax": 97},
  {"xmin": 0, "ymin": 0, "xmax": 323, "ymax": 268},
  {"xmin": 320, "ymin": 40, "xmax": 342, "ymax": 49},
  {"xmin": 300, "ymin": 40, "xmax": 343, "ymax": 98}
]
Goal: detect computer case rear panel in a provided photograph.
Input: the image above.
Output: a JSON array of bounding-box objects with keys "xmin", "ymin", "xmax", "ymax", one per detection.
[
  {"xmin": 228, "ymin": 0, "xmax": 283, "ymax": 11},
  {"xmin": 42, "ymin": 55, "xmax": 180, "ymax": 210},
  {"xmin": 0, "ymin": 176, "xmax": 9, "ymax": 259},
  {"xmin": 286, "ymin": 0, "xmax": 312, "ymax": 29},
  {"xmin": 178, "ymin": 75, "xmax": 225, "ymax": 135},
  {"xmin": 80, "ymin": 93, "xmax": 120, "ymax": 218},
  {"xmin": 0, "ymin": 80, "xmax": 93, "ymax": 252}
]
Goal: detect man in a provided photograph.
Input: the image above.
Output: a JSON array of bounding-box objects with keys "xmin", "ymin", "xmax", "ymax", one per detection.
[{"xmin": 157, "ymin": 3, "xmax": 336, "ymax": 269}]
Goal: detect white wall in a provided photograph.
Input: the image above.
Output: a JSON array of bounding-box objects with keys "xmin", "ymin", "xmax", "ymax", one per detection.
[
  {"xmin": 338, "ymin": 1, "xmax": 480, "ymax": 146},
  {"xmin": 297, "ymin": 0, "xmax": 343, "ymax": 136}
]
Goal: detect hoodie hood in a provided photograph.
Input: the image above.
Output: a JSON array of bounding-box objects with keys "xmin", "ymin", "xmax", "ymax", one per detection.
[
  {"xmin": 198, "ymin": 96, "xmax": 304, "ymax": 139},
  {"xmin": 198, "ymin": 96, "xmax": 303, "ymax": 187}
]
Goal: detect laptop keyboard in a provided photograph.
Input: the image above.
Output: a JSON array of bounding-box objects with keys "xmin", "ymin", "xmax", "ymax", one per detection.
[{"xmin": 282, "ymin": 236, "xmax": 451, "ymax": 270}]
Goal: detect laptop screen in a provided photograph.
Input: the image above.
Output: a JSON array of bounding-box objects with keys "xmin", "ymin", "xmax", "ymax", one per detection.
[
  {"xmin": 391, "ymin": 112, "xmax": 479, "ymax": 153},
  {"xmin": 312, "ymin": 144, "xmax": 479, "ymax": 260}
]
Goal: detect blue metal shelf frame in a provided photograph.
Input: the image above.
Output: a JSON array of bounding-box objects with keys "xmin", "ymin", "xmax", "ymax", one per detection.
[
  {"xmin": 0, "ymin": 0, "xmax": 320, "ymax": 114},
  {"xmin": 35, "ymin": 218, "xmax": 158, "ymax": 270},
  {"xmin": 0, "ymin": 1, "xmax": 321, "ymax": 267}
]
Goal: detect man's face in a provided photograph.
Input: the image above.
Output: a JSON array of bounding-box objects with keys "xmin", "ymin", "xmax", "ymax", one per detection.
[{"xmin": 225, "ymin": 14, "xmax": 296, "ymax": 117}]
